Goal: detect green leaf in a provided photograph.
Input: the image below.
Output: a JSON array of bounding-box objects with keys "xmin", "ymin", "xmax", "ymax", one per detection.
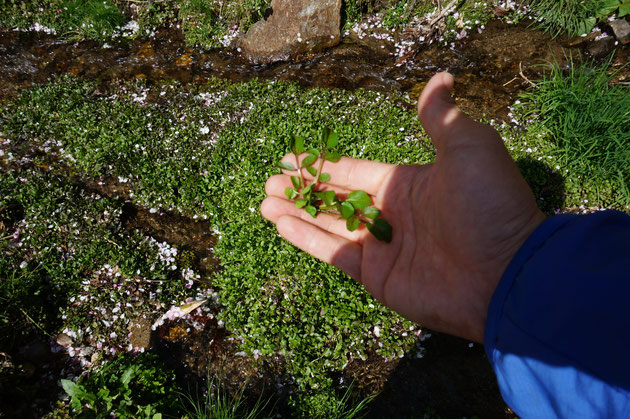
[
  {"xmin": 302, "ymin": 154, "xmax": 317, "ymax": 168},
  {"xmin": 121, "ymin": 367, "xmax": 135, "ymax": 385},
  {"xmin": 320, "ymin": 172, "xmax": 331, "ymax": 182},
  {"xmin": 291, "ymin": 134, "xmax": 305, "ymax": 154},
  {"xmin": 320, "ymin": 127, "xmax": 330, "ymax": 144},
  {"xmin": 291, "ymin": 176, "xmax": 301, "ymax": 189},
  {"xmin": 315, "ymin": 190, "xmax": 336, "ymax": 206},
  {"xmin": 285, "ymin": 187, "xmax": 298, "ymax": 199},
  {"xmin": 367, "ymin": 218, "xmax": 393, "ymax": 242},
  {"xmin": 61, "ymin": 379, "xmax": 83, "ymax": 399},
  {"xmin": 597, "ymin": 0, "xmax": 621, "ymax": 17},
  {"xmin": 301, "ymin": 184, "xmax": 313, "ymax": 195},
  {"xmin": 325, "ymin": 151, "xmax": 341, "ymax": 162},
  {"xmin": 620, "ymin": 2, "xmax": 630, "ymax": 16},
  {"xmin": 326, "ymin": 131, "xmax": 339, "ymax": 149},
  {"xmin": 339, "ymin": 201, "xmax": 354, "ymax": 219},
  {"xmin": 576, "ymin": 17, "xmax": 597, "ymax": 35},
  {"xmin": 347, "ymin": 190, "xmax": 371, "ymax": 210},
  {"xmin": 346, "ymin": 216, "xmax": 360, "ymax": 231},
  {"xmin": 306, "ymin": 148, "xmax": 320, "ymax": 157},
  {"xmin": 361, "ymin": 206, "xmax": 381, "ymax": 219},
  {"xmin": 306, "ymin": 166, "xmax": 317, "ymax": 177},
  {"xmin": 277, "ymin": 161, "xmax": 296, "ymax": 171},
  {"xmin": 305, "ymin": 205, "xmax": 317, "ymax": 218},
  {"xmin": 295, "ymin": 198, "xmax": 308, "ymax": 208}
]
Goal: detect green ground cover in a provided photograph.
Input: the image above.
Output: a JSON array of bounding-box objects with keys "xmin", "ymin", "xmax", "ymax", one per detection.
[
  {"xmin": 512, "ymin": 59, "xmax": 630, "ymax": 209},
  {"xmin": 0, "ymin": 169, "xmax": 196, "ymax": 354},
  {"xmin": 528, "ymin": 0, "xmax": 629, "ymax": 37},
  {"xmin": 2, "ymin": 1, "xmax": 624, "ymax": 48},
  {"xmin": 2, "ymin": 58, "xmax": 628, "ymax": 414},
  {"xmin": 1, "ymin": 76, "xmax": 428, "ymax": 416},
  {"xmin": 1, "ymin": 0, "xmax": 629, "ymax": 412}
]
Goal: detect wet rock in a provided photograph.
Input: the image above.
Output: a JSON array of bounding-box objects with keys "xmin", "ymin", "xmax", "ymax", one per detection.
[
  {"xmin": 54, "ymin": 333, "xmax": 73, "ymax": 348},
  {"xmin": 129, "ymin": 318, "xmax": 152, "ymax": 349},
  {"xmin": 609, "ymin": 19, "xmax": 630, "ymax": 45},
  {"xmin": 240, "ymin": 0, "xmax": 341, "ymax": 63},
  {"xmin": 175, "ymin": 52, "xmax": 194, "ymax": 69},
  {"xmin": 586, "ymin": 36, "xmax": 615, "ymax": 59},
  {"xmin": 491, "ymin": 6, "xmax": 509, "ymax": 17}
]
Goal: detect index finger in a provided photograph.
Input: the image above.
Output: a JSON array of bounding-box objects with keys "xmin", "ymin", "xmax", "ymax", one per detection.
[{"xmin": 281, "ymin": 155, "xmax": 396, "ymax": 196}]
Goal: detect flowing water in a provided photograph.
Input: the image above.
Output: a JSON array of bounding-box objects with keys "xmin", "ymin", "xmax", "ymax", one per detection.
[{"xmin": 5, "ymin": 20, "xmax": 625, "ymax": 120}]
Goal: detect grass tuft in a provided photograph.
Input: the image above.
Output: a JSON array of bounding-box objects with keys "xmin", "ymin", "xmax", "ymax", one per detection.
[
  {"xmin": 527, "ymin": 0, "xmax": 619, "ymax": 37},
  {"xmin": 519, "ymin": 58, "xmax": 630, "ymax": 206}
]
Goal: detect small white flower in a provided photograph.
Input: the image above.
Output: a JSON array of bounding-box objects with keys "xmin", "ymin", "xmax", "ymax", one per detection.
[{"xmin": 200, "ymin": 126, "xmax": 210, "ymax": 135}]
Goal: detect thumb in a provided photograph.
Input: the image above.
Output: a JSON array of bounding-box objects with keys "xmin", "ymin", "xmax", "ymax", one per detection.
[{"xmin": 417, "ymin": 72, "xmax": 472, "ymax": 152}]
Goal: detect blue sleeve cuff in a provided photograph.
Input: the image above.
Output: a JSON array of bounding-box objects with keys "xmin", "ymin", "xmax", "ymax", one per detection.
[{"xmin": 484, "ymin": 211, "xmax": 630, "ymax": 417}]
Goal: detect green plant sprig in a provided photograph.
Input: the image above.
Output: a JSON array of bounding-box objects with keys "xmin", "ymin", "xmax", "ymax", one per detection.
[{"xmin": 278, "ymin": 127, "xmax": 392, "ymax": 243}]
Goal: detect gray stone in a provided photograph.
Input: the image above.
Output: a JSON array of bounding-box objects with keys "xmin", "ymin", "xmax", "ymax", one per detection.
[
  {"xmin": 128, "ymin": 318, "xmax": 152, "ymax": 349},
  {"xmin": 609, "ymin": 19, "xmax": 630, "ymax": 45},
  {"xmin": 586, "ymin": 36, "xmax": 615, "ymax": 59},
  {"xmin": 55, "ymin": 333, "xmax": 73, "ymax": 348},
  {"xmin": 240, "ymin": 0, "xmax": 342, "ymax": 64}
]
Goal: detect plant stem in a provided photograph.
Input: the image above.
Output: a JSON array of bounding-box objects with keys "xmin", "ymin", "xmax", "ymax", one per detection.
[
  {"xmin": 312, "ymin": 152, "xmax": 326, "ymax": 186},
  {"xmin": 294, "ymin": 152, "xmax": 305, "ymax": 189},
  {"xmin": 19, "ymin": 307, "xmax": 53, "ymax": 338}
]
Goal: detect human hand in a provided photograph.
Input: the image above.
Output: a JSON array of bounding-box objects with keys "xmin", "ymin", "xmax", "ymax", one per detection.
[{"xmin": 260, "ymin": 72, "xmax": 545, "ymax": 343}]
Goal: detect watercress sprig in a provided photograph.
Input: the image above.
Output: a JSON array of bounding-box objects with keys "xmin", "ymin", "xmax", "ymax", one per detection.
[{"xmin": 278, "ymin": 127, "xmax": 393, "ymax": 243}]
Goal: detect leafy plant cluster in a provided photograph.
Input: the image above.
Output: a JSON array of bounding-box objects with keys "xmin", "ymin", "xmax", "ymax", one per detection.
[
  {"xmin": 178, "ymin": 0, "xmax": 270, "ymax": 48},
  {"xmin": 1, "ymin": 75, "xmax": 428, "ymax": 415},
  {"xmin": 57, "ymin": 354, "xmax": 373, "ymax": 418},
  {"xmin": 0, "ymin": 0, "xmax": 127, "ymax": 40},
  {"xmin": 379, "ymin": 0, "xmax": 434, "ymax": 29},
  {"xmin": 60, "ymin": 352, "xmax": 181, "ymax": 418},
  {"xmin": 280, "ymin": 128, "xmax": 392, "ymax": 242},
  {"xmin": 179, "ymin": 373, "xmax": 273, "ymax": 419},
  {"xmin": 0, "ymin": 0, "xmax": 271, "ymax": 47},
  {"xmin": 518, "ymin": 58, "xmax": 630, "ymax": 207},
  {"xmin": 528, "ymin": 0, "xmax": 630, "ymax": 37}
]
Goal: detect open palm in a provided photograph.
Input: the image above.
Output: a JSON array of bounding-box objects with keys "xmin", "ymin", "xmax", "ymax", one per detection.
[{"xmin": 261, "ymin": 73, "xmax": 545, "ymax": 342}]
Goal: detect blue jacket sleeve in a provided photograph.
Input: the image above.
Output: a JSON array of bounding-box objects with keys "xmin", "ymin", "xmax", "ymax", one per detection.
[{"xmin": 484, "ymin": 210, "xmax": 630, "ymax": 418}]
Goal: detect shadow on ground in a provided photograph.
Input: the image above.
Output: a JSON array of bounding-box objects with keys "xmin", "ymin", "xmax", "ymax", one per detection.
[{"xmin": 365, "ymin": 333, "xmax": 513, "ymax": 418}]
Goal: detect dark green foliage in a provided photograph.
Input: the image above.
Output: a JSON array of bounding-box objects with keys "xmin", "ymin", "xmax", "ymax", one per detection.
[
  {"xmin": 519, "ymin": 58, "xmax": 630, "ymax": 206},
  {"xmin": 179, "ymin": 0, "xmax": 270, "ymax": 48},
  {"xmin": 0, "ymin": 0, "xmax": 126, "ymax": 41},
  {"xmin": 380, "ymin": 0, "xmax": 434, "ymax": 29},
  {"xmin": 61, "ymin": 353, "xmax": 181, "ymax": 418},
  {"xmin": 1, "ymin": 75, "xmax": 429, "ymax": 414},
  {"xmin": 179, "ymin": 373, "xmax": 273, "ymax": 419},
  {"xmin": 59, "ymin": 0, "xmax": 126, "ymax": 40},
  {"xmin": 528, "ymin": 0, "xmax": 628, "ymax": 36}
]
